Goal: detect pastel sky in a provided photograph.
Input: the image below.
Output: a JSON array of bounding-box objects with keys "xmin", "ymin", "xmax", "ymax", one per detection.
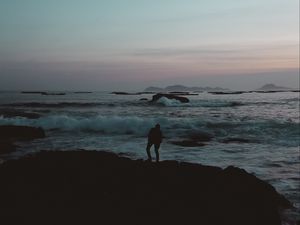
[{"xmin": 0, "ymin": 0, "xmax": 299, "ymax": 91}]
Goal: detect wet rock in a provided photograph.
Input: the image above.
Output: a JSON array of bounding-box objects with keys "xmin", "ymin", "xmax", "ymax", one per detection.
[
  {"xmin": 151, "ymin": 93, "xmax": 189, "ymax": 103},
  {"xmin": 21, "ymin": 91, "xmax": 47, "ymax": 94},
  {"xmin": 222, "ymin": 138, "xmax": 251, "ymax": 144},
  {"xmin": 188, "ymin": 132, "xmax": 213, "ymax": 142},
  {"xmin": 0, "ymin": 125, "xmax": 45, "ymax": 141},
  {"xmin": 0, "ymin": 125, "xmax": 44, "ymax": 154},
  {"xmin": 209, "ymin": 91, "xmax": 245, "ymax": 95},
  {"xmin": 172, "ymin": 132, "xmax": 213, "ymax": 147},
  {"xmin": 111, "ymin": 92, "xmax": 141, "ymax": 95},
  {"xmin": 0, "ymin": 141, "xmax": 16, "ymax": 154},
  {"xmin": 21, "ymin": 91, "xmax": 66, "ymax": 96},
  {"xmin": 171, "ymin": 140, "xmax": 206, "ymax": 147},
  {"xmin": 0, "ymin": 108, "xmax": 41, "ymax": 119},
  {"xmin": 41, "ymin": 92, "xmax": 66, "ymax": 96}
]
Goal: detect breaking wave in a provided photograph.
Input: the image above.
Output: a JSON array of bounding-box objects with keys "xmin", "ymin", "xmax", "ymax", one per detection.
[
  {"xmin": 3, "ymin": 99, "xmax": 245, "ymax": 108},
  {"xmin": 0, "ymin": 115, "xmax": 298, "ymax": 146},
  {"xmin": 154, "ymin": 98, "xmax": 244, "ymax": 107},
  {"xmin": 0, "ymin": 115, "xmax": 168, "ymax": 135},
  {"xmin": 3, "ymin": 102, "xmax": 112, "ymax": 108}
]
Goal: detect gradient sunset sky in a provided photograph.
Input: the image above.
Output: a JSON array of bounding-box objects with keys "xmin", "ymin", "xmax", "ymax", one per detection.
[{"xmin": 0, "ymin": 0, "xmax": 299, "ymax": 91}]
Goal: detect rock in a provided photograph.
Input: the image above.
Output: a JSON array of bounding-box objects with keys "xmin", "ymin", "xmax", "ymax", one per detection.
[
  {"xmin": 172, "ymin": 132, "xmax": 213, "ymax": 147},
  {"xmin": 187, "ymin": 132, "xmax": 213, "ymax": 142},
  {"xmin": 0, "ymin": 125, "xmax": 45, "ymax": 154},
  {"xmin": 222, "ymin": 138, "xmax": 252, "ymax": 144},
  {"xmin": 21, "ymin": 91, "xmax": 66, "ymax": 96},
  {"xmin": 0, "ymin": 141, "xmax": 16, "ymax": 154},
  {"xmin": 111, "ymin": 92, "xmax": 141, "ymax": 95},
  {"xmin": 209, "ymin": 91, "xmax": 245, "ymax": 95},
  {"xmin": 171, "ymin": 140, "xmax": 206, "ymax": 147},
  {"xmin": 137, "ymin": 91, "xmax": 156, "ymax": 94},
  {"xmin": 151, "ymin": 93, "xmax": 189, "ymax": 103},
  {"xmin": 0, "ymin": 125, "xmax": 45, "ymax": 141},
  {"xmin": 41, "ymin": 92, "xmax": 66, "ymax": 96},
  {"xmin": 0, "ymin": 108, "xmax": 41, "ymax": 119},
  {"xmin": 254, "ymin": 90, "xmax": 285, "ymax": 93},
  {"xmin": 0, "ymin": 150, "xmax": 291, "ymax": 225},
  {"xmin": 21, "ymin": 91, "xmax": 47, "ymax": 94}
]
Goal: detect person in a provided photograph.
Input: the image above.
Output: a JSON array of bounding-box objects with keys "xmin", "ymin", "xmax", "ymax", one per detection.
[{"xmin": 146, "ymin": 124, "xmax": 162, "ymax": 162}]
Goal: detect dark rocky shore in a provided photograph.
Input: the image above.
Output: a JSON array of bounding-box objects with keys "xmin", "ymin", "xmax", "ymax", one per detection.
[
  {"xmin": 0, "ymin": 150, "xmax": 292, "ymax": 225},
  {"xmin": 0, "ymin": 125, "xmax": 45, "ymax": 154}
]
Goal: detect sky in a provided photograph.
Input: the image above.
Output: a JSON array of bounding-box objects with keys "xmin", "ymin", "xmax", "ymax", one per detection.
[{"xmin": 0, "ymin": 0, "xmax": 299, "ymax": 91}]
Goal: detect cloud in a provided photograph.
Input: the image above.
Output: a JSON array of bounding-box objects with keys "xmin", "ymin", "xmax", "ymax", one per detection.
[{"xmin": 133, "ymin": 43, "xmax": 299, "ymax": 58}]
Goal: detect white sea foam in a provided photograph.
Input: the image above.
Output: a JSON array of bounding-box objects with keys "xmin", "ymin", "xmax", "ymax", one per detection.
[
  {"xmin": 156, "ymin": 97, "xmax": 188, "ymax": 107},
  {"xmin": 0, "ymin": 115, "xmax": 170, "ymax": 135},
  {"xmin": 0, "ymin": 115, "xmax": 298, "ymax": 147}
]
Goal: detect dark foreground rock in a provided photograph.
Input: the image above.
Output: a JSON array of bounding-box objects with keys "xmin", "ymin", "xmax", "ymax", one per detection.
[
  {"xmin": 0, "ymin": 125, "xmax": 45, "ymax": 140},
  {"xmin": 151, "ymin": 93, "xmax": 189, "ymax": 103},
  {"xmin": 0, "ymin": 150, "xmax": 291, "ymax": 225},
  {"xmin": 0, "ymin": 125, "xmax": 45, "ymax": 154},
  {"xmin": 0, "ymin": 141, "xmax": 16, "ymax": 154}
]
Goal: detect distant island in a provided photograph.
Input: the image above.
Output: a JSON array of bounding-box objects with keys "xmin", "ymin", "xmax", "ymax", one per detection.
[
  {"xmin": 144, "ymin": 85, "xmax": 229, "ymax": 92},
  {"xmin": 256, "ymin": 84, "xmax": 292, "ymax": 91},
  {"xmin": 110, "ymin": 83, "xmax": 299, "ymax": 96}
]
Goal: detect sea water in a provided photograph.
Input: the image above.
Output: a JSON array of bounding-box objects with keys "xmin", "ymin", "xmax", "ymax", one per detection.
[{"xmin": 0, "ymin": 91, "xmax": 299, "ymax": 223}]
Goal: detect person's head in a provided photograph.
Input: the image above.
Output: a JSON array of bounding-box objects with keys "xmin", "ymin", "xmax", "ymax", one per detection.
[{"xmin": 155, "ymin": 124, "xmax": 160, "ymax": 129}]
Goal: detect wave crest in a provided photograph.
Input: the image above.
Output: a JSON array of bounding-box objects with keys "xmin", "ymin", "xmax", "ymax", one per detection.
[
  {"xmin": 0, "ymin": 115, "xmax": 169, "ymax": 135},
  {"xmin": 0, "ymin": 115, "xmax": 298, "ymax": 146}
]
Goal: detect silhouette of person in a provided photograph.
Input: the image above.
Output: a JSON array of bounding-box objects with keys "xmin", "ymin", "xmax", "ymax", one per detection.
[{"xmin": 146, "ymin": 124, "xmax": 163, "ymax": 162}]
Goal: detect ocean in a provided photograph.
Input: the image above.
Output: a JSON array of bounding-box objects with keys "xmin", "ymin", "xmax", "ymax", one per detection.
[{"xmin": 0, "ymin": 91, "xmax": 299, "ymax": 223}]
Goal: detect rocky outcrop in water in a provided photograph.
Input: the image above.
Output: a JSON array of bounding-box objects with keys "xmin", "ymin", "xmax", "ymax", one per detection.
[
  {"xmin": 0, "ymin": 108, "xmax": 41, "ymax": 119},
  {"xmin": 171, "ymin": 140, "xmax": 206, "ymax": 147},
  {"xmin": 209, "ymin": 91, "xmax": 246, "ymax": 95},
  {"xmin": 0, "ymin": 150, "xmax": 292, "ymax": 225},
  {"xmin": 21, "ymin": 91, "xmax": 66, "ymax": 95},
  {"xmin": 151, "ymin": 93, "xmax": 189, "ymax": 103},
  {"xmin": 172, "ymin": 132, "xmax": 213, "ymax": 147}
]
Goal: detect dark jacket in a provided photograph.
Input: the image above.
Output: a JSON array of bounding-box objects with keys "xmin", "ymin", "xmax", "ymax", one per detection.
[{"xmin": 148, "ymin": 128, "xmax": 162, "ymax": 144}]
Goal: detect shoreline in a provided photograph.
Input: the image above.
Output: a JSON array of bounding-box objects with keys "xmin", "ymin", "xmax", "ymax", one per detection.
[{"xmin": 0, "ymin": 150, "xmax": 292, "ymax": 225}]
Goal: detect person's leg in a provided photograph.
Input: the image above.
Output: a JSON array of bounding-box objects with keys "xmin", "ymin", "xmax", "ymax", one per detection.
[
  {"xmin": 154, "ymin": 144, "xmax": 160, "ymax": 162},
  {"xmin": 146, "ymin": 142, "xmax": 153, "ymax": 161}
]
